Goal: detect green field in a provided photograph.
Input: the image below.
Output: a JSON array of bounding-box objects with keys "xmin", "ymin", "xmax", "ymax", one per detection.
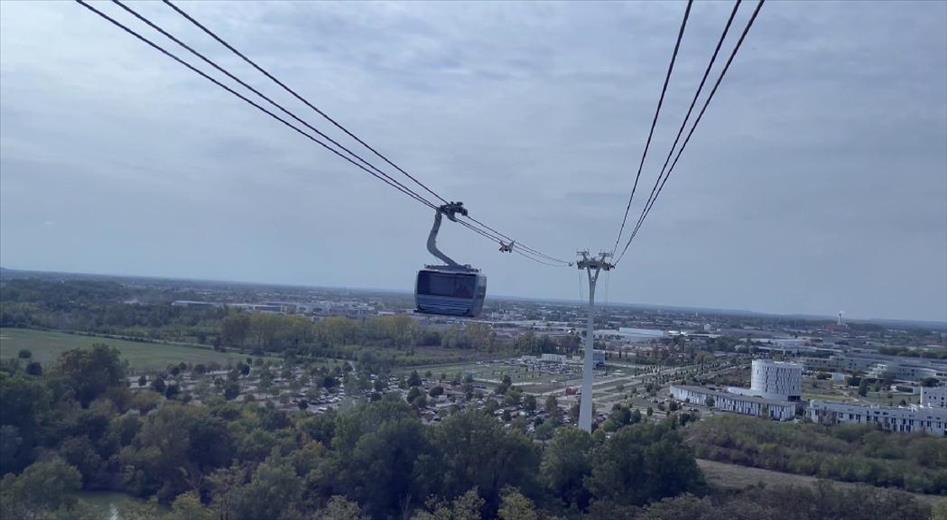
[
  {"xmin": 697, "ymin": 459, "xmax": 945, "ymax": 507},
  {"xmin": 0, "ymin": 328, "xmax": 261, "ymax": 371}
]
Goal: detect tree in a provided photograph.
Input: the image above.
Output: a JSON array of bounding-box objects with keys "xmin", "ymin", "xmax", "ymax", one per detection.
[
  {"xmin": 221, "ymin": 313, "xmax": 251, "ymax": 348},
  {"xmin": 224, "ymin": 381, "xmax": 240, "ymax": 401},
  {"xmin": 17, "ymin": 349, "xmax": 31, "ymax": 359},
  {"xmin": 498, "ymin": 487, "xmax": 538, "ymax": 520},
  {"xmin": 121, "ymin": 404, "xmax": 234, "ymax": 501},
  {"xmin": 57, "ymin": 344, "xmax": 126, "ymax": 407},
  {"xmin": 423, "ymin": 410, "xmax": 539, "ymax": 515},
  {"xmin": 138, "ymin": 374, "xmax": 148, "ymax": 387},
  {"xmin": 408, "ymin": 370, "xmax": 422, "ymax": 387},
  {"xmin": 429, "ymin": 385, "xmax": 445, "ymax": 398},
  {"xmin": 0, "ymin": 457, "xmax": 82, "ymax": 517},
  {"xmin": 540, "ymin": 427, "xmax": 593, "ymax": 509},
  {"xmin": 322, "ymin": 496, "xmax": 367, "ymax": 520},
  {"xmin": 151, "ymin": 377, "xmax": 167, "ymax": 395},
  {"xmin": 333, "ymin": 399, "xmax": 430, "ymax": 518},
  {"xmin": 60, "ymin": 435, "xmax": 105, "ymax": 486},
  {"xmin": 373, "ymin": 377, "xmax": 387, "ymax": 392},
  {"xmin": 166, "ymin": 492, "xmax": 216, "ymax": 520},
  {"xmin": 585, "ymin": 423, "xmax": 704, "ymax": 506},
  {"xmin": 523, "ymin": 394, "xmax": 537, "ymax": 414},
  {"xmin": 858, "ymin": 379, "xmax": 869, "ymax": 397},
  {"xmin": 25, "ymin": 362, "xmax": 42, "ymax": 376},
  {"xmin": 414, "ymin": 487, "xmax": 483, "ymax": 520},
  {"xmin": 545, "ymin": 395, "xmax": 562, "ymax": 423},
  {"xmin": 705, "ymin": 396, "xmax": 715, "ymax": 408},
  {"xmin": 224, "ymin": 456, "xmax": 303, "ymax": 520},
  {"xmin": 413, "ymin": 393, "xmax": 428, "ymax": 409}
]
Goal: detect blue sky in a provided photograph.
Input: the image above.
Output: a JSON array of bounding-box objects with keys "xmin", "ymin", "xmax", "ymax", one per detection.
[{"xmin": 1, "ymin": 1, "xmax": 945, "ymax": 322}]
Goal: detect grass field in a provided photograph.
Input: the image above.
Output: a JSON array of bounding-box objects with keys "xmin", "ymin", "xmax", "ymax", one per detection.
[
  {"xmin": 697, "ymin": 459, "xmax": 945, "ymax": 507},
  {"xmin": 0, "ymin": 328, "xmax": 262, "ymax": 371}
]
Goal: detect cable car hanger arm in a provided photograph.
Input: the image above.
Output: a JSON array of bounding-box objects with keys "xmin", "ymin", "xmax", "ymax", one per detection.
[{"xmin": 426, "ymin": 202, "xmax": 472, "ymax": 270}]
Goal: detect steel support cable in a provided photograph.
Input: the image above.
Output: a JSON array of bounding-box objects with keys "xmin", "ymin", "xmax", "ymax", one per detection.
[
  {"xmin": 81, "ymin": 1, "xmax": 566, "ymax": 268},
  {"xmin": 616, "ymin": 0, "xmax": 742, "ymax": 264},
  {"xmin": 162, "ymin": 0, "xmax": 447, "ymax": 206},
  {"xmin": 111, "ymin": 0, "xmax": 440, "ymax": 216},
  {"xmin": 457, "ymin": 220, "xmax": 566, "ymax": 267},
  {"xmin": 75, "ymin": 0, "xmax": 442, "ymax": 214},
  {"xmin": 514, "ymin": 249, "xmax": 567, "ymax": 267},
  {"xmin": 163, "ymin": 0, "xmax": 569, "ymax": 267},
  {"xmin": 460, "ymin": 216, "xmax": 571, "ymax": 265},
  {"xmin": 612, "ymin": 0, "xmax": 693, "ymax": 255},
  {"xmin": 462, "ymin": 215, "xmax": 572, "ymax": 265},
  {"xmin": 617, "ymin": 0, "xmax": 764, "ymax": 264}
]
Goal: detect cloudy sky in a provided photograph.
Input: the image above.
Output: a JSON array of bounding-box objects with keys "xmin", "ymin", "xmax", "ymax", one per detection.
[{"xmin": 1, "ymin": 1, "xmax": 945, "ymax": 322}]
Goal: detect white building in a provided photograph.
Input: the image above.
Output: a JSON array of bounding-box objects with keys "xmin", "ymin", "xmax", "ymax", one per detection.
[
  {"xmin": 801, "ymin": 353, "xmax": 947, "ymax": 383},
  {"xmin": 921, "ymin": 386, "xmax": 947, "ymax": 409},
  {"xmin": 540, "ymin": 353, "xmax": 567, "ymax": 363},
  {"xmin": 670, "ymin": 385, "xmax": 797, "ymax": 421},
  {"xmin": 808, "ymin": 400, "xmax": 947, "ymax": 436},
  {"xmin": 729, "ymin": 359, "xmax": 802, "ymax": 401}
]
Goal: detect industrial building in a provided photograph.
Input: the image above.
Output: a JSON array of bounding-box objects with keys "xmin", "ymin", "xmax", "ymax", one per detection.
[
  {"xmin": 670, "ymin": 385, "xmax": 797, "ymax": 421},
  {"xmin": 808, "ymin": 400, "xmax": 947, "ymax": 436}
]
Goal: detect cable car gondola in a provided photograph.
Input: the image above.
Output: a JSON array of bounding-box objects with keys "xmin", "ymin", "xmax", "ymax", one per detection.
[{"xmin": 415, "ymin": 202, "xmax": 487, "ymax": 317}]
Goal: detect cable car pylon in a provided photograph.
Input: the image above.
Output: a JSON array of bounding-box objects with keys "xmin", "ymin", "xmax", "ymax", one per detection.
[{"xmin": 576, "ymin": 250, "xmax": 614, "ymax": 432}]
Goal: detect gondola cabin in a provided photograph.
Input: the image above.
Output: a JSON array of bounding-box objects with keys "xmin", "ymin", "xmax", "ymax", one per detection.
[{"xmin": 415, "ymin": 267, "xmax": 486, "ymax": 317}]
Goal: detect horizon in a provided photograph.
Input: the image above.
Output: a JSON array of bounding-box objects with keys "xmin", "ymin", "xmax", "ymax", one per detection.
[{"xmin": 4, "ymin": 265, "xmax": 945, "ymax": 328}]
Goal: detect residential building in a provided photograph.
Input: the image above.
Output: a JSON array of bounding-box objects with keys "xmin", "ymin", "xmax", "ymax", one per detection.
[
  {"xmin": 808, "ymin": 400, "xmax": 947, "ymax": 436},
  {"xmin": 670, "ymin": 385, "xmax": 797, "ymax": 421},
  {"xmin": 921, "ymin": 386, "xmax": 947, "ymax": 409}
]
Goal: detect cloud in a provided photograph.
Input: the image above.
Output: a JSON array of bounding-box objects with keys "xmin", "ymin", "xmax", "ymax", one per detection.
[{"xmin": 1, "ymin": 0, "xmax": 945, "ymax": 322}]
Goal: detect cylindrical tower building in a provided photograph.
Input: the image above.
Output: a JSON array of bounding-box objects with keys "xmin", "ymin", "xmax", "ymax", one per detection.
[{"xmin": 750, "ymin": 359, "xmax": 802, "ymax": 401}]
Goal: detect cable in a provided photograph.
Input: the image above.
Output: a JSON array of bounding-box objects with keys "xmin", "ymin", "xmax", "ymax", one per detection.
[
  {"xmin": 612, "ymin": 0, "xmax": 693, "ymax": 255},
  {"xmin": 79, "ymin": 0, "xmax": 567, "ymax": 268},
  {"xmin": 621, "ymin": 0, "xmax": 742, "ymax": 263},
  {"xmin": 110, "ymin": 0, "xmax": 440, "ymax": 218},
  {"xmin": 617, "ymin": 0, "xmax": 764, "ymax": 264},
  {"xmin": 461, "ymin": 216, "xmax": 571, "ymax": 265},
  {"xmin": 74, "ymin": 0, "xmax": 439, "ymax": 214},
  {"xmin": 463, "ymin": 215, "xmax": 572, "ymax": 265},
  {"xmin": 457, "ymin": 220, "xmax": 566, "ymax": 267},
  {"xmin": 161, "ymin": 0, "xmax": 448, "ymax": 207},
  {"xmin": 162, "ymin": 0, "xmax": 568, "ymax": 267}
]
